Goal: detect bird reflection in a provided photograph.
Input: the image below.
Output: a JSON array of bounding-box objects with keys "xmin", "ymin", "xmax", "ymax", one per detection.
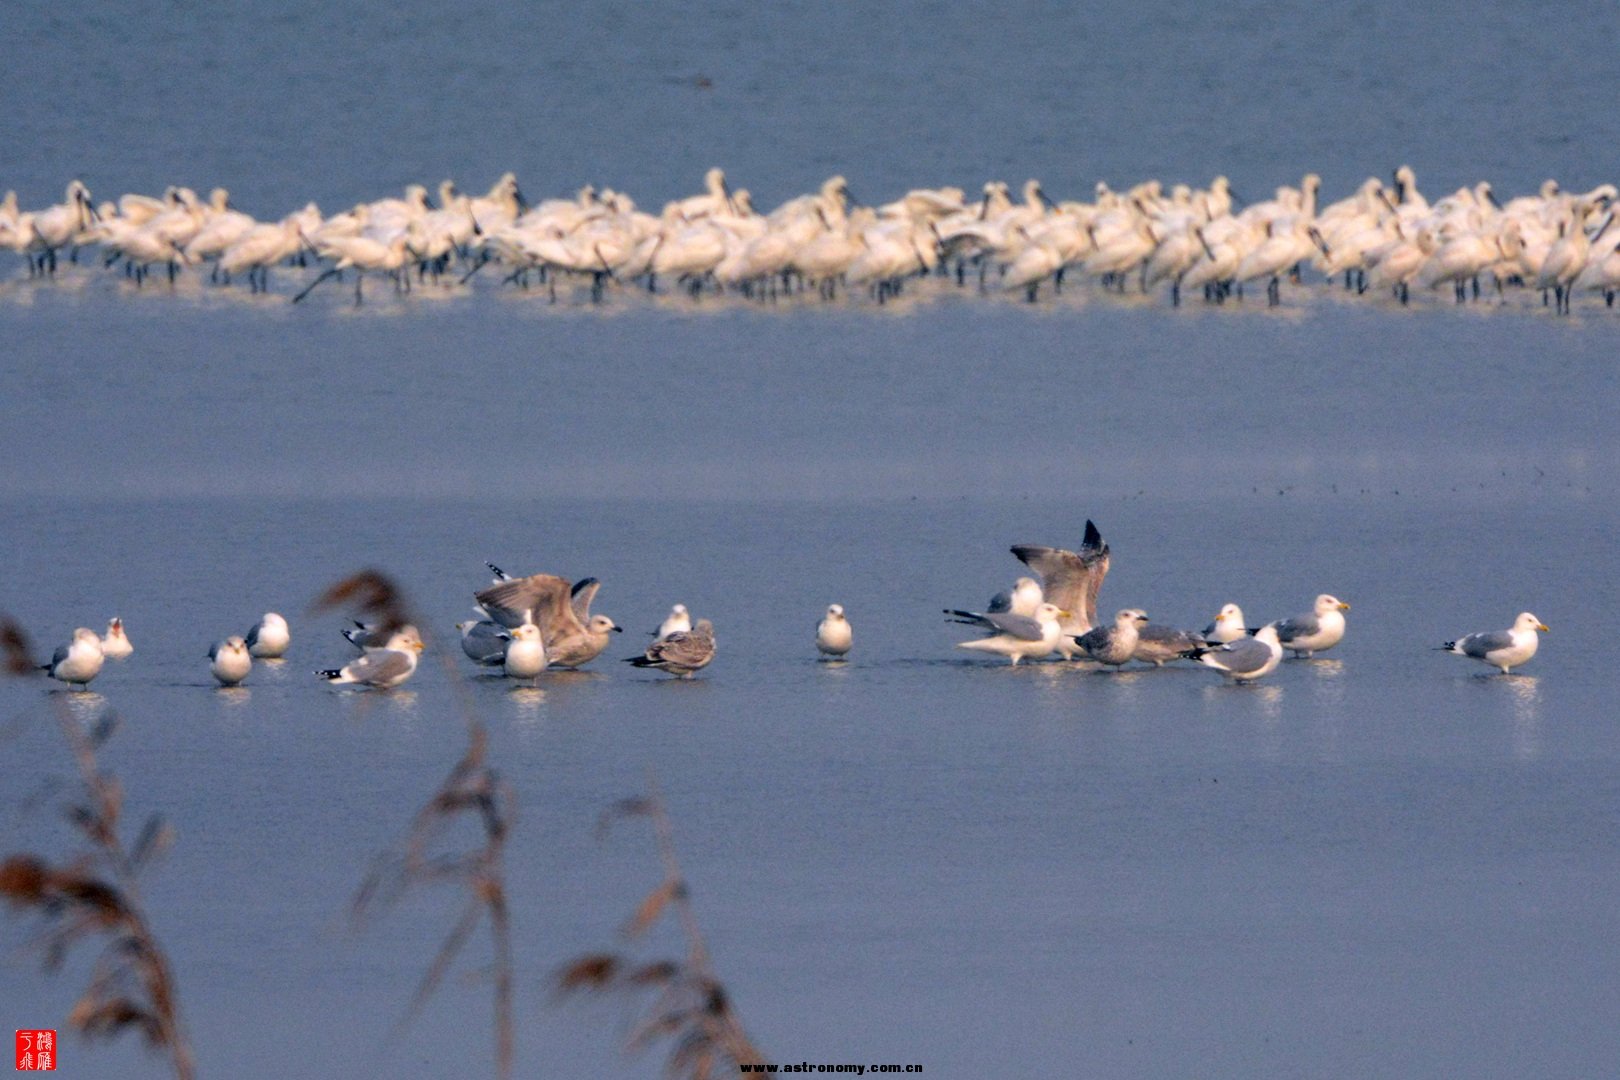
[
  {"xmin": 1503, "ymin": 675, "xmax": 1542, "ymax": 761},
  {"xmin": 509, "ymin": 685, "xmax": 546, "ymax": 729},
  {"xmin": 215, "ymin": 686, "xmax": 252, "ymax": 709}
]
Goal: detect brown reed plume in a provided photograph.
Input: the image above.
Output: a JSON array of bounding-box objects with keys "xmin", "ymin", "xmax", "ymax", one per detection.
[
  {"xmin": 0, "ymin": 616, "xmax": 196, "ymax": 1080},
  {"xmin": 318, "ymin": 574, "xmax": 516, "ymax": 1078},
  {"xmin": 556, "ymin": 772, "xmax": 765, "ymax": 1078}
]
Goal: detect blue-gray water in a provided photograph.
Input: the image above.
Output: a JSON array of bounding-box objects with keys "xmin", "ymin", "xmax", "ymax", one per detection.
[{"xmin": 4, "ymin": 3, "xmax": 1620, "ymax": 1078}]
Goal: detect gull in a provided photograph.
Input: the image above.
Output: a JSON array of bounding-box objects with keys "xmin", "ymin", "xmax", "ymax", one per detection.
[
  {"xmin": 1202, "ymin": 603, "xmax": 1251, "ymax": 644},
  {"xmin": 318, "ymin": 626, "xmax": 423, "ymax": 689},
  {"xmin": 1011, "ymin": 520, "xmax": 1111, "ymax": 659},
  {"xmin": 245, "ymin": 612, "xmax": 290, "ymax": 658},
  {"xmin": 456, "ymin": 619, "xmax": 509, "ymax": 665},
  {"xmin": 945, "ymin": 602, "xmax": 1068, "ymax": 665},
  {"xmin": 42, "ymin": 628, "xmax": 105, "ymax": 690},
  {"xmin": 1073, "ymin": 608, "xmax": 1150, "ymax": 667},
  {"xmin": 816, "ymin": 604, "xmax": 853, "ymax": 658},
  {"xmin": 342, "ymin": 621, "xmax": 391, "ymax": 650},
  {"xmin": 1269, "ymin": 595, "xmax": 1351, "ymax": 658},
  {"xmin": 1187, "ymin": 624, "xmax": 1284, "ymax": 681},
  {"xmin": 502, "ymin": 623, "xmax": 548, "ymax": 681},
  {"xmin": 1131, "ymin": 622, "xmax": 1207, "ymax": 666},
  {"xmin": 475, "ymin": 573, "xmax": 623, "ymax": 669},
  {"xmin": 987, "ymin": 576, "xmax": 1043, "ymax": 617},
  {"xmin": 653, "ymin": 604, "xmax": 692, "ymax": 641},
  {"xmin": 1441, "ymin": 612, "xmax": 1548, "ymax": 674},
  {"xmin": 100, "ymin": 617, "xmax": 133, "ymax": 659},
  {"xmin": 209, "ymin": 636, "xmax": 252, "ymax": 686},
  {"xmin": 627, "ymin": 619, "xmax": 716, "ymax": 678}
]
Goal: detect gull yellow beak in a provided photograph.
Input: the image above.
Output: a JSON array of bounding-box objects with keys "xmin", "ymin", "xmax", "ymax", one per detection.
[
  {"xmin": 1537, "ymin": 622, "xmax": 1550, "ymax": 632},
  {"xmin": 413, "ymin": 640, "xmax": 426, "ymax": 652},
  {"xmin": 1057, "ymin": 610, "xmax": 1073, "ymax": 619},
  {"xmin": 1338, "ymin": 602, "xmax": 1351, "ymax": 611}
]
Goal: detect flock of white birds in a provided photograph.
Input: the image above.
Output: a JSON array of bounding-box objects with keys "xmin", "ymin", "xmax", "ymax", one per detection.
[
  {"xmin": 35, "ymin": 526, "xmax": 1547, "ymax": 694},
  {"xmin": 3, "ymin": 166, "xmax": 1618, "ymax": 310}
]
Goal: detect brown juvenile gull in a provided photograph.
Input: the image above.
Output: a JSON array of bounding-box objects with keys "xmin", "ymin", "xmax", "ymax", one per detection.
[
  {"xmin": 1011, "ymin": 519, "xmax": 1111, "ymax": 659},
  {"xmin": 627, "ymin": 619, "xmax": 716, "ymax": 678},
  {"xmin": 475, "ymin": 573, "xmax": 623, "ymax": 669},
  {"xmin": 1073, "ymin": 608, "xmax": 1150, "ymax": 667}
]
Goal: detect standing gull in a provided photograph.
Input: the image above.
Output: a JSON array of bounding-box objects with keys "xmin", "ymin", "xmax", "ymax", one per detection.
[
  {"xmin": 1442, "ymin": 612, "xmax": 1547, "ymax": 674},
  {"xmin": 42, "ymin": 628, "xmax": 105, "ymax": 690},
  {"xmin": 1011, "ymin": 520, "xmax": 1111, "ymax": 659},
  {"xmin": 245, "ymin": 612, "xmax": 290, "ymax": 658},
  {"xmin": 502, "ymin": 623, "xmax": 548, "ymax": 681},
  {"xmin": 1270, "ymin": 595, "xmax": 1351, "ymax": 658},
  {"xmin": 209, "ymin": 636, "xmax": 252, "ymax": 686},
  {"xmin": 1202, "ymin": 603, "xmax": 1251, "ymax": 644},
  {"xmin": 1187, "ymin": 624, "xmax": 1285, "ymax": 681},
  {"xmin": 100, "ymin": 617, "xmax": 133, "ymax": 659},
  {"xmin": 318, "ymin": 626, "xmax": 423, "ymax": 689},
  {"xmin": 475, "ymin": 573, "xmax": 623, "ymax": 669},
  {"xmin": 653, "ymin": 604, "xmax": 692, "ymax": 641},
  {"xmin": 816, "ymin": 604, "xmax": 853, "ymax": 658},
  {"xmin": 628, "ymin": 619, "xmax": 716, "ymax": 678},
  {"xmin": 1073, "ymin": 608, "xmax": 1150, "ymax": 667},
  {"xmin": 945, "ymin": 602, "xmax": 1069, "ymax": 665}
]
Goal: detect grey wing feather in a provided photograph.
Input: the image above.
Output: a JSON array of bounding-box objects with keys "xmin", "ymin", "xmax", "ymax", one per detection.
[
  {"xmin": 1137, "ymin": 624, "xmax": 1201, "ymax": 651},
  {"xmin": 476, "ymin": 574, "xmax": 575, "ymax": 631},
  {"xmin": 1461, "ymin": 630, "xmax": 1513, "ymax": 658},
  {"xmin": 350, "ymin": 650, "xmax": 410, "ymax": 684},
  {"xmin": 1273, "ymin": 613, "xmax": 1320, "ymax": 643},
  {"xmin": 50, "ymin": 643, "xmax": 70, "ymax": 667},
  {"xmin": 987, "ymin": 589, "xmax": 1014, "ymax": 614},
  {"xmin": 569, "ymin": 578, "xmax": 601, "ymax": 622},
  {"xmin": 1075, "ymin": 625, "xmax": 1112, "ymax": 652},
  {"xmin": 1211, "ymin": 637, "xmax": 1273, "ymax": 674},
  {"xmin": 1011, "ymin": 523, "xmax": 1109, "ymax": 629},
  {"xmin": 244, "ymin": 624, "xmax": 260, "ymax": 649},
  {"xmin": 207, "ymin": 641, "xmax": 220, "ymax": 660},
  {"xmin": 982, "ymin": 611, "xmax": 1044, "ymax": 641}
]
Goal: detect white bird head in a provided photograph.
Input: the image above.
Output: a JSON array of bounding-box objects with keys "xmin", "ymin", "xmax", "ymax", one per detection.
[
  {"xmin": 589, "ymin": 615, "xmax": 622, "ymax": 635},
  {"xmin": 1315, "ymin": 594, "xmax": 1351, "ymax": 614},
  {"xmin": 385, "ymin": 626, "xmax": 425, "ymax": 652},
  {"xmin": 1515, "ymin": 613, "xmax": 1550, "ymax": 633},
  {"xmin": 827, "ymin": 604, "xmax": 844, "ymax": 618}
]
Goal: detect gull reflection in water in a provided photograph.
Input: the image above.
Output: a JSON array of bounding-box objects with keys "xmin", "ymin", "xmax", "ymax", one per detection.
[
  {"xmin": 1503, "ymin": 675, "xmax": 1542, "ymax": 761},
  {"xmin": 508, "ymin": 685, "xmax": 546, "ymax": 730},
  {"xmin": 58, "ymin": 691, "xmax": 109, "ymax": 724},
  {"xmin": 215, "ymin": 686, "xmax": 252, "ymax": 709}
]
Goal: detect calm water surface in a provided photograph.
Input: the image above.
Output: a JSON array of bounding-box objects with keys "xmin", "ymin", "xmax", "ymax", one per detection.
[{"xmin": 4, "ymin": 3, "xmax": 1620, "ymax": 1078}]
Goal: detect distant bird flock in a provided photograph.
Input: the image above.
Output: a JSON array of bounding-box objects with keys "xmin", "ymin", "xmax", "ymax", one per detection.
[
  {"xmin": 34, "ymin": 525, "xmax": 1545, "ymax": 694},
  {"xmin": 2, "ymin": 166, "xmax": 1618, "ymax": 311}
]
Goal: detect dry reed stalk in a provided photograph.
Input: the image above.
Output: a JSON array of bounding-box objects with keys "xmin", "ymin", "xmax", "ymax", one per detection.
[
  {"xmin": 556, "ymin": 771, "xmax": 765, "ymax": 1078},
  {"xmin": 0, "ymin": 615, "xmax": 196, "ymax": 1080},
  {"xmin": 318, "ymin": 574, "xmax": 515, "ymax": 1078}
]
